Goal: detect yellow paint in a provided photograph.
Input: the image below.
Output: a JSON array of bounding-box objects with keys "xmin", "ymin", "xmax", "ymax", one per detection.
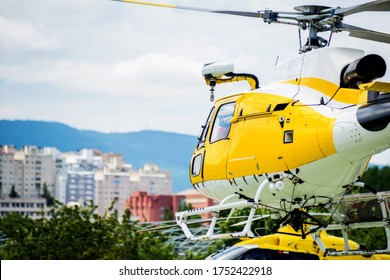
[
  {"xmin": 359, "ymin": 81, "xmax": 390, "ymax": 92},
  {"xmin": 317, "ymin": 115, "xmax": 337, "ymax": 157},
  {"xmin": 122, "ymin": 0, "xmax": 176, "ymax": 9},
  {"xmin": 286, "ymin": 77, "xmax": 367, "ymax": 104},
  {"xmin": 190, "ymin": 91, "xmax": 336, "ymax": 182},
  {"xmin": 235, "ymin": 225, "xmax": 390, "ymax": 260},
  {"xmin": 227, "ymin": 93, "xmax": 290, "ymax": 178},
  {"xmin": 194, "ymin": 95, "xmax": 239, "ymax": 182},
  {"xmin": 206, "ymin": 74, "xmax": 258, "ymax": 90},
  {"xmin": 282, "ymin": 103, "xmax": 336, "ymax": 168},
  {"xmin": 359, "ymin": 157, "xmax": 372, "ymax": 179},
  {"xmin": 203, "ymin": 139, "xmax": 230, "ymax": 180}
]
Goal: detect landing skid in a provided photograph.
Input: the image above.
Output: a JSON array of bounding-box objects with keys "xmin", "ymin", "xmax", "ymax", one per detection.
[
  {"xmin": 175, "ymin": 177, "xmax": 390, "ymax": 256},
  {"xmin": 175, "ymin": 178, "xmax": 270, "ymax": 240}
]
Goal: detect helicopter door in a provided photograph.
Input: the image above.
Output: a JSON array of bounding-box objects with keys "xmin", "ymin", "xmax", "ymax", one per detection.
[
  {"xmin": 226, "ymin": 95, "xmax": 289, "ymax": 178},
  {"xmin": 202, "ymin": 102, "xmax": 236, "ymax": 181}
]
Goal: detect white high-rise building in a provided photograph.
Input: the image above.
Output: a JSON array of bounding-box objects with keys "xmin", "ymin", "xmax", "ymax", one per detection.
[
  {"xmin": 139, "ymin": 163, "xmax": 172, "ymax": 195},
  {"xmin": 95, "ymin": 159, "xmax": 172, "ymax": 218},
  {"xmin": 0, "ymin": 145, "xmax": 57, "ymax": 199},
  {"xmin": 0, "ymin": 145, "xmax": 58, "ymax": 218}
]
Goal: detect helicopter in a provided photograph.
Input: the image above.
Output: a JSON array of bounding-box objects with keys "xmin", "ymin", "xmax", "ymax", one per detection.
[
  {"xmin": 113, "ymin": 0, "xmax": 390, "ymax": 257},
  {"xmin": 206, "ymin": 224, "xmax": 390, "ymax": 260}
]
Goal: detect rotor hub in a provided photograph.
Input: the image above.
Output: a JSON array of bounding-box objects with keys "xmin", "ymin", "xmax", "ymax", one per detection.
[{"xmin": 294, "ymin": 5, "xmax": 331, "ymax": 15}]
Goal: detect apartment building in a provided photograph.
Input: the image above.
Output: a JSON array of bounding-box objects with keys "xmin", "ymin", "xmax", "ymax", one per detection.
[
  {"xmin": 55, "ymin": 149, "xmax": 101, "ymax": 205},
  {"xmin": 126, "ymin": 191, "xmax": 185, "ymax": 222},
  {"xmin": 65, "ymin": 170, "xmax": 96, "ymax": 204},
  {"xmin": 126, "ymin": 189, "xmax": 215, "ymax": 222},
  {"xmin": 0, "ymin": 146, "xmax": 174, "ymax": 219},
  {"xmin": 0, "ymin": 145, "xmax": 57, "ymax": 199},
  {"xmin": 139, "ymin": 163, "xmax": 172, "ymax": 195},
  {"xmin": 95, "ymin": 156, "xmax": 173, "ymax": 218},
  {"xmin": 0, "ymin": 197, "xmax": 51, "ymax": 218},
  {"xmin": 0, "ymin": 145, "xmax": 58, "ymax": 218}
]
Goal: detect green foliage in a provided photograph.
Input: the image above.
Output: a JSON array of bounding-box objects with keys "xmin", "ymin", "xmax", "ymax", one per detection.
[
  {"xmin": 162, "ymin": 207, "xmax": 174, "ymax": 221},
  {"xmin": 1, "ymin": 166, "xmax": 388, "ymax": 260},
  {"xmin": 41, "ymin": 183, "xmax": 56, "ymax": 207},
  {"xmin": 347, "ymin": 227, "xmax": 388, "ymax": 250},
  {"xmin": 361, "ymin": 165, "xmax": 390, "ymax": 192},
  {"xmin": 0, "ymin": 202, "xmax": 177, "ymax": 260},
  {"xmin": 179, "ymin": 201, "xmax": 201, "ymax": 220},
  {"xmin": 183, "ymin": 240, "xmax": 225, "ymax": 260},
  {"xmin": 342, "ymin": 166, "xmax": 390, "ymax": 249},
  {"xmin": 9, "ymin": 185, "xmax": 20, "ymax": 198}
]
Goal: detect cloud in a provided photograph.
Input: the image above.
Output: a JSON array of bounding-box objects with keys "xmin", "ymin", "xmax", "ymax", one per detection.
[
  {"xmin": 0, "ymin": 105, "xmax": 17, "ymax": 117},
  {"xmin": 0, "ymin": 16, "xmax": 61, "ymax": 51},
  {"xmin": 0, "ymin": 0, "xmax": 389, "ymax": 144},
  {"xmin": 0, "ymin": 53, "xmax": 201, "ymax": 97},
  {"xmin": 371, "ymin": 150, "xmax": 390, "ymax": 166}
]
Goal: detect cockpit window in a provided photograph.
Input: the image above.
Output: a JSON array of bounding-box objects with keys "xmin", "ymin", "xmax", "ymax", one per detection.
[
  {"xmin": 210, "ymin": 102, "xmax": 235, "ymax": 143},
  {"xmin": 197, "ymin": 107, "xmax": 214, "ymax": 149}
]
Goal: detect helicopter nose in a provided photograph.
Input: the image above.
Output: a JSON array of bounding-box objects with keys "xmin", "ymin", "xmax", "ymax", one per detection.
[{"xmin": 357, "ymin": 98, "xmax": 390, "ymax": 132}]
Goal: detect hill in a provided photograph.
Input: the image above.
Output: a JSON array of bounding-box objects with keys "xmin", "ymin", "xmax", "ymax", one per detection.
[{"xmin": 0, "ymin": 120, "xmax": 198, "ymax": 192}]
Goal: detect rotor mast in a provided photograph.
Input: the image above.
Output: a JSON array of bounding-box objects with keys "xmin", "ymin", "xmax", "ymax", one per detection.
[{"xmin": 260, "ymin": 5, "xmax": 336, "ymax": 53}]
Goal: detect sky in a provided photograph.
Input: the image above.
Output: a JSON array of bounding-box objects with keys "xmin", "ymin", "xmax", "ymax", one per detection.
[{"xmin": 0, "ymin": 0, "xmax": 389, "ymax": 164}]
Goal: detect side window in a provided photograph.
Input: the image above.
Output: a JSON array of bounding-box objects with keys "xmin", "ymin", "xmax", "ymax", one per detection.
[
  {"xmin": 197, "ymin": 107, "xmax": 214, "ymax": 149},
  {"xmin": 191, "ymin": 154, "xmax": 202, "ymax": 177},
  {"xmin": 210, "ymin": 102, "xmax": 235, "ymax": 143}
]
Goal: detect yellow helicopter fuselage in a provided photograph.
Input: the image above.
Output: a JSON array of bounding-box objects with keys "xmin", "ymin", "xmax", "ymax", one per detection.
[
  {"xmin": 219, "ymin": 225, "xmax": 390, "ymax": 260},
  {"xmin": 190, "ymin": 47, "xmax": 390, "ymax": 208}
]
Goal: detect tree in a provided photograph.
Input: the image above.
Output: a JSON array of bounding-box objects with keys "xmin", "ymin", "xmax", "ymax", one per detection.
[
  {"xmin": 41, "ymin": 183, "xmax": 56, "ymax": 206},
  {"xmin": 0, "ymin": 202, "xmax": 177, "ymax": 260},
  {"xmin": 162, "ymin": 207, "xmax": 174, "ymax": 221},
  {"xmin": 9, "ymin": 185, "xmax": 20, "ymax": 198},
  {"xmin": 361, "ymin": 165, "xmax": 390, "ymax": 192}
]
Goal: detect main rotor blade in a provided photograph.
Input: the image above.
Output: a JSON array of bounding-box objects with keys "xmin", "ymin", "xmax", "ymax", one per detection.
[
  {"xmin": 341, "ymin": 23, "xmax": 390, "ymax": 44},
  {"xmin": 112, "ymin": 0, "xmax": 260, "ymax": 18},
  {"xmin": 335, "ymin": 0, "xmax": 390, "ymax": 16}
]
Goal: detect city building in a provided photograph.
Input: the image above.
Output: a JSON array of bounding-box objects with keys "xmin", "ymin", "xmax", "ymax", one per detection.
[
  {"xmin": 126, "ymin": 189, "xmax": 215, "ymax": 222},
  {"xmin": 139, "ymin": 163, "xmax": 172, "ymax": 195},
  {"xmin": 177, "ymin": 188, "xmax": 215, "ymax": 210},
  {"xmin": 55, "ymin": 149, "xmax": 101, "ymax": 205},
  {"xmin": 95, "ymin": 155, "xmax": 173, "ymax": 218},
  {"xmin": 126, "ymin": 191, "xmax": 185, "ymax": 222},
  {"xmin": 0, "ymin": 145, "xmax": 57, "ymax": 199},
  {"xmin": 65, "ymin": 170, "xmax": 96, "ymax": 204},
  {"xmin": 0, "ymin": 197, "xmax": 51, "ymax": 218},
  {"xmin": 0, "ymin": 145, "xmax": 175, "ymax": 219},
  {"xmin": 95, "ymin": 168, "xmax": 139, "ymax": 217}
]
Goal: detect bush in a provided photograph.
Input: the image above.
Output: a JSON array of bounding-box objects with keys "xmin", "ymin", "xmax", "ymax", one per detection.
[{"xmin": 0, "ymin": 202, "xmax": 177, "ymax": 260}]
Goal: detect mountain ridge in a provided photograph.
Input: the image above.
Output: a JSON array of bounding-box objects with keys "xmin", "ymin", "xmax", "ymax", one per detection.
[{"xmin": 0, "ymin": 120, "xmax": 198, "ymax": 192}]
